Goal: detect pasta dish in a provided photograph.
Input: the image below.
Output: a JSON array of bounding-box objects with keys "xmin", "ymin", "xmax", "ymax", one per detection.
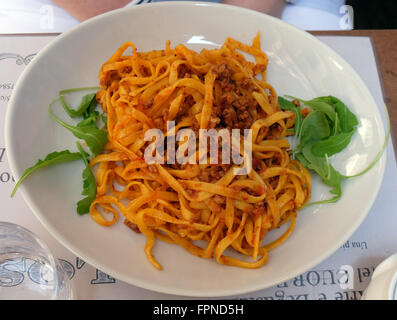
[{"xmin": 90, "ymin": 33, "xmax": 312, "ymax": 270}]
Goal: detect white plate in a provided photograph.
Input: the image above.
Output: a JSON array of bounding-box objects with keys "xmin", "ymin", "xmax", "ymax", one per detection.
[{"xmin": 5, "ymin": 2, "xmax": 386, "ymax": 297}]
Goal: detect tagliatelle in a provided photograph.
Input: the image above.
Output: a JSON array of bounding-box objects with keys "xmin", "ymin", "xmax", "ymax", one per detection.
[{"xmin": 90, "ymin": 33, "xmax": 311, "ymax": 270}]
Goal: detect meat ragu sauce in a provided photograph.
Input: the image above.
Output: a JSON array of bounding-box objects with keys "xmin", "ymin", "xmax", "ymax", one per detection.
[
  {"xmin": 211, "ymin": 62, "xmax": 258, "ymax": 131},
  {"xmin": 159, "ymin": 62, "xmax": 278, "ymax": 183},
  {"xmin": 188, "ymin": 62, "xmax": 262, "ymax": 131}
]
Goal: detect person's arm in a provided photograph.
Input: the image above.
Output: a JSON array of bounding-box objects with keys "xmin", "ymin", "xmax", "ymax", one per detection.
[
  {"xmin": 51, "ymin": 0, "xmax": 131, "ymax": 21},
  {"xmin": 222, "ymin": 0, "xmax": 287, "ymax": 18}
]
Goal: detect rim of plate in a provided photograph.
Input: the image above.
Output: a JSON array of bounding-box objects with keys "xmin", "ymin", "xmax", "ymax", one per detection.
[{"xmin": 4, "ymin": 1, "xmax": 387, "ymax": 297}]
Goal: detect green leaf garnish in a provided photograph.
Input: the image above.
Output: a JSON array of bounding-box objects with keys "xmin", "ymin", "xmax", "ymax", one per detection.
[
  {"xmin": 298, "ymin": 111, "xmax": 330, "ymax": 148},
  {"xmin": 11, "ymin": 150, "xmax": 82, "ymax": 197},
  {"xmin": 281, "ymin": 95, "xmax": 387, "ymax": 206},
  {"xmin": 278, "ymin": 97, "xmax": 302, "ymax": 136},
  {"xmin": 58, "ymin": 87, "xmax": 100, "ymax": 118},
  {"xmin": 49, "ymin": 101, "xmax": 107, "ymax": 156},
  {"xmin": 75, "ymin": 142, "xmax": 96, "ymax": 215},
  {"xmin": 332, "ymin": 96, "xmax": 359, "ymax": 133},
  {"xmin": 299, "ymin": 144, "xmax": 342, "ymax": 205},
  {"xmin": 312, "ymin": 131, "xmax": 355, "ymax": 157},
  {"xmin": 286, "ymin": 95, "xmax": 337, "ymax": 124},
  {"xmin": 12, "ymin": 86, "xmax": 108, "ymax": 217}
]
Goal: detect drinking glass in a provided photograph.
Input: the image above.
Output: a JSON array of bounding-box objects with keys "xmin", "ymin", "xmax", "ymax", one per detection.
[{"xmin": 0, "ymin": 221, "xmax": 73, "ymax": 300}]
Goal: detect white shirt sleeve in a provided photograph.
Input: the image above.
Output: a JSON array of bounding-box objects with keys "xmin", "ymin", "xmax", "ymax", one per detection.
[
  {"xmin": 282, "ymin": 0, "xmax": 352, "ymax": 31},
  {"xmin": 0, "ymin": 0, "xmax": 79, "ymax": 34}
]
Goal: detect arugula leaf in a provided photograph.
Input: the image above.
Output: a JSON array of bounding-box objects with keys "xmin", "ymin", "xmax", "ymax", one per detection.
[
  {"xmin": 77, "ymin": 111, "xmax": 100, "ymax": 127},
  {"xmin": 278, "ymin": 96, "xmax": 303, "ymax": 136},
  {"xmin": 101, "ymin": 113, "xmax": 108, "ymax": 126},
  {"xmin": 58, "ymin": 87, "xmax": 100, "ymax": 118},
  {"xmin": 49, "ymin": 102, "xmax": 107, "ymax": 156},
  {"xmin": 332, "ymin": 96, "xmax": 359, "ymax": 133},
  {"xmin": 333, "ymin": 112, "xmax": 340, "ymax": 136},
  {"xmin": 82, "ymin": 97, "xmax": 99, "ymax": 120},
  {"xmin": 76, "ymin": 142, "xmax": 97, "ymax": 215},
  {"xmin": 308, "ymin": 169, "xmax": 342, "ymax": 205},
  {"xmin": 11, "ymin": 150, "xmax": 82, "ymax": 197},
  {"xmin": 310, "ymin": 96, "xmax": 333, "ymax": 104},
  {"xmin": 286, "ymin": 95, "xmax": 336, "ymax": 124},
  {"xmin": 282, "ymin": 95, "xmax": 360, "ymax": 205},
  {"xmin": 294, "ymin": 152, "xmax": 310, "ymax": 167},
  {"xmin": 278, "ymin": 96, "xmax": 296, "ymax": 111},
  {"xmin": 298, "ymin": 144, "xmax": 343, "ymax": 204},
  {"xmin": 306, "ymin": 96, "xmax": 358, "ymax": 134},
  {"xmin": 298, "ymin": 111, "xmax": 330, "ymax": 148},
  {"xmin": 300, "ymin": 143, "xmax": 329, "ymax": 178},
  {"xmin": 60, "ymin": 92, "xmax": 96, "ymax": 118},
  {"xmin": 312, "ymin": 130, "xmax": 355, "ymax": 157},
  {"xmin": 323, "ymin": 165, "xmax": 342, "ymax": 199}
]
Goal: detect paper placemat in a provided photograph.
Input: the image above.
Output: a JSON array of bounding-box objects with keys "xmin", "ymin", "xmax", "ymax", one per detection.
[{"xmin": 1, "ymin": 34, "xmax": 396, "ymax": 300}]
